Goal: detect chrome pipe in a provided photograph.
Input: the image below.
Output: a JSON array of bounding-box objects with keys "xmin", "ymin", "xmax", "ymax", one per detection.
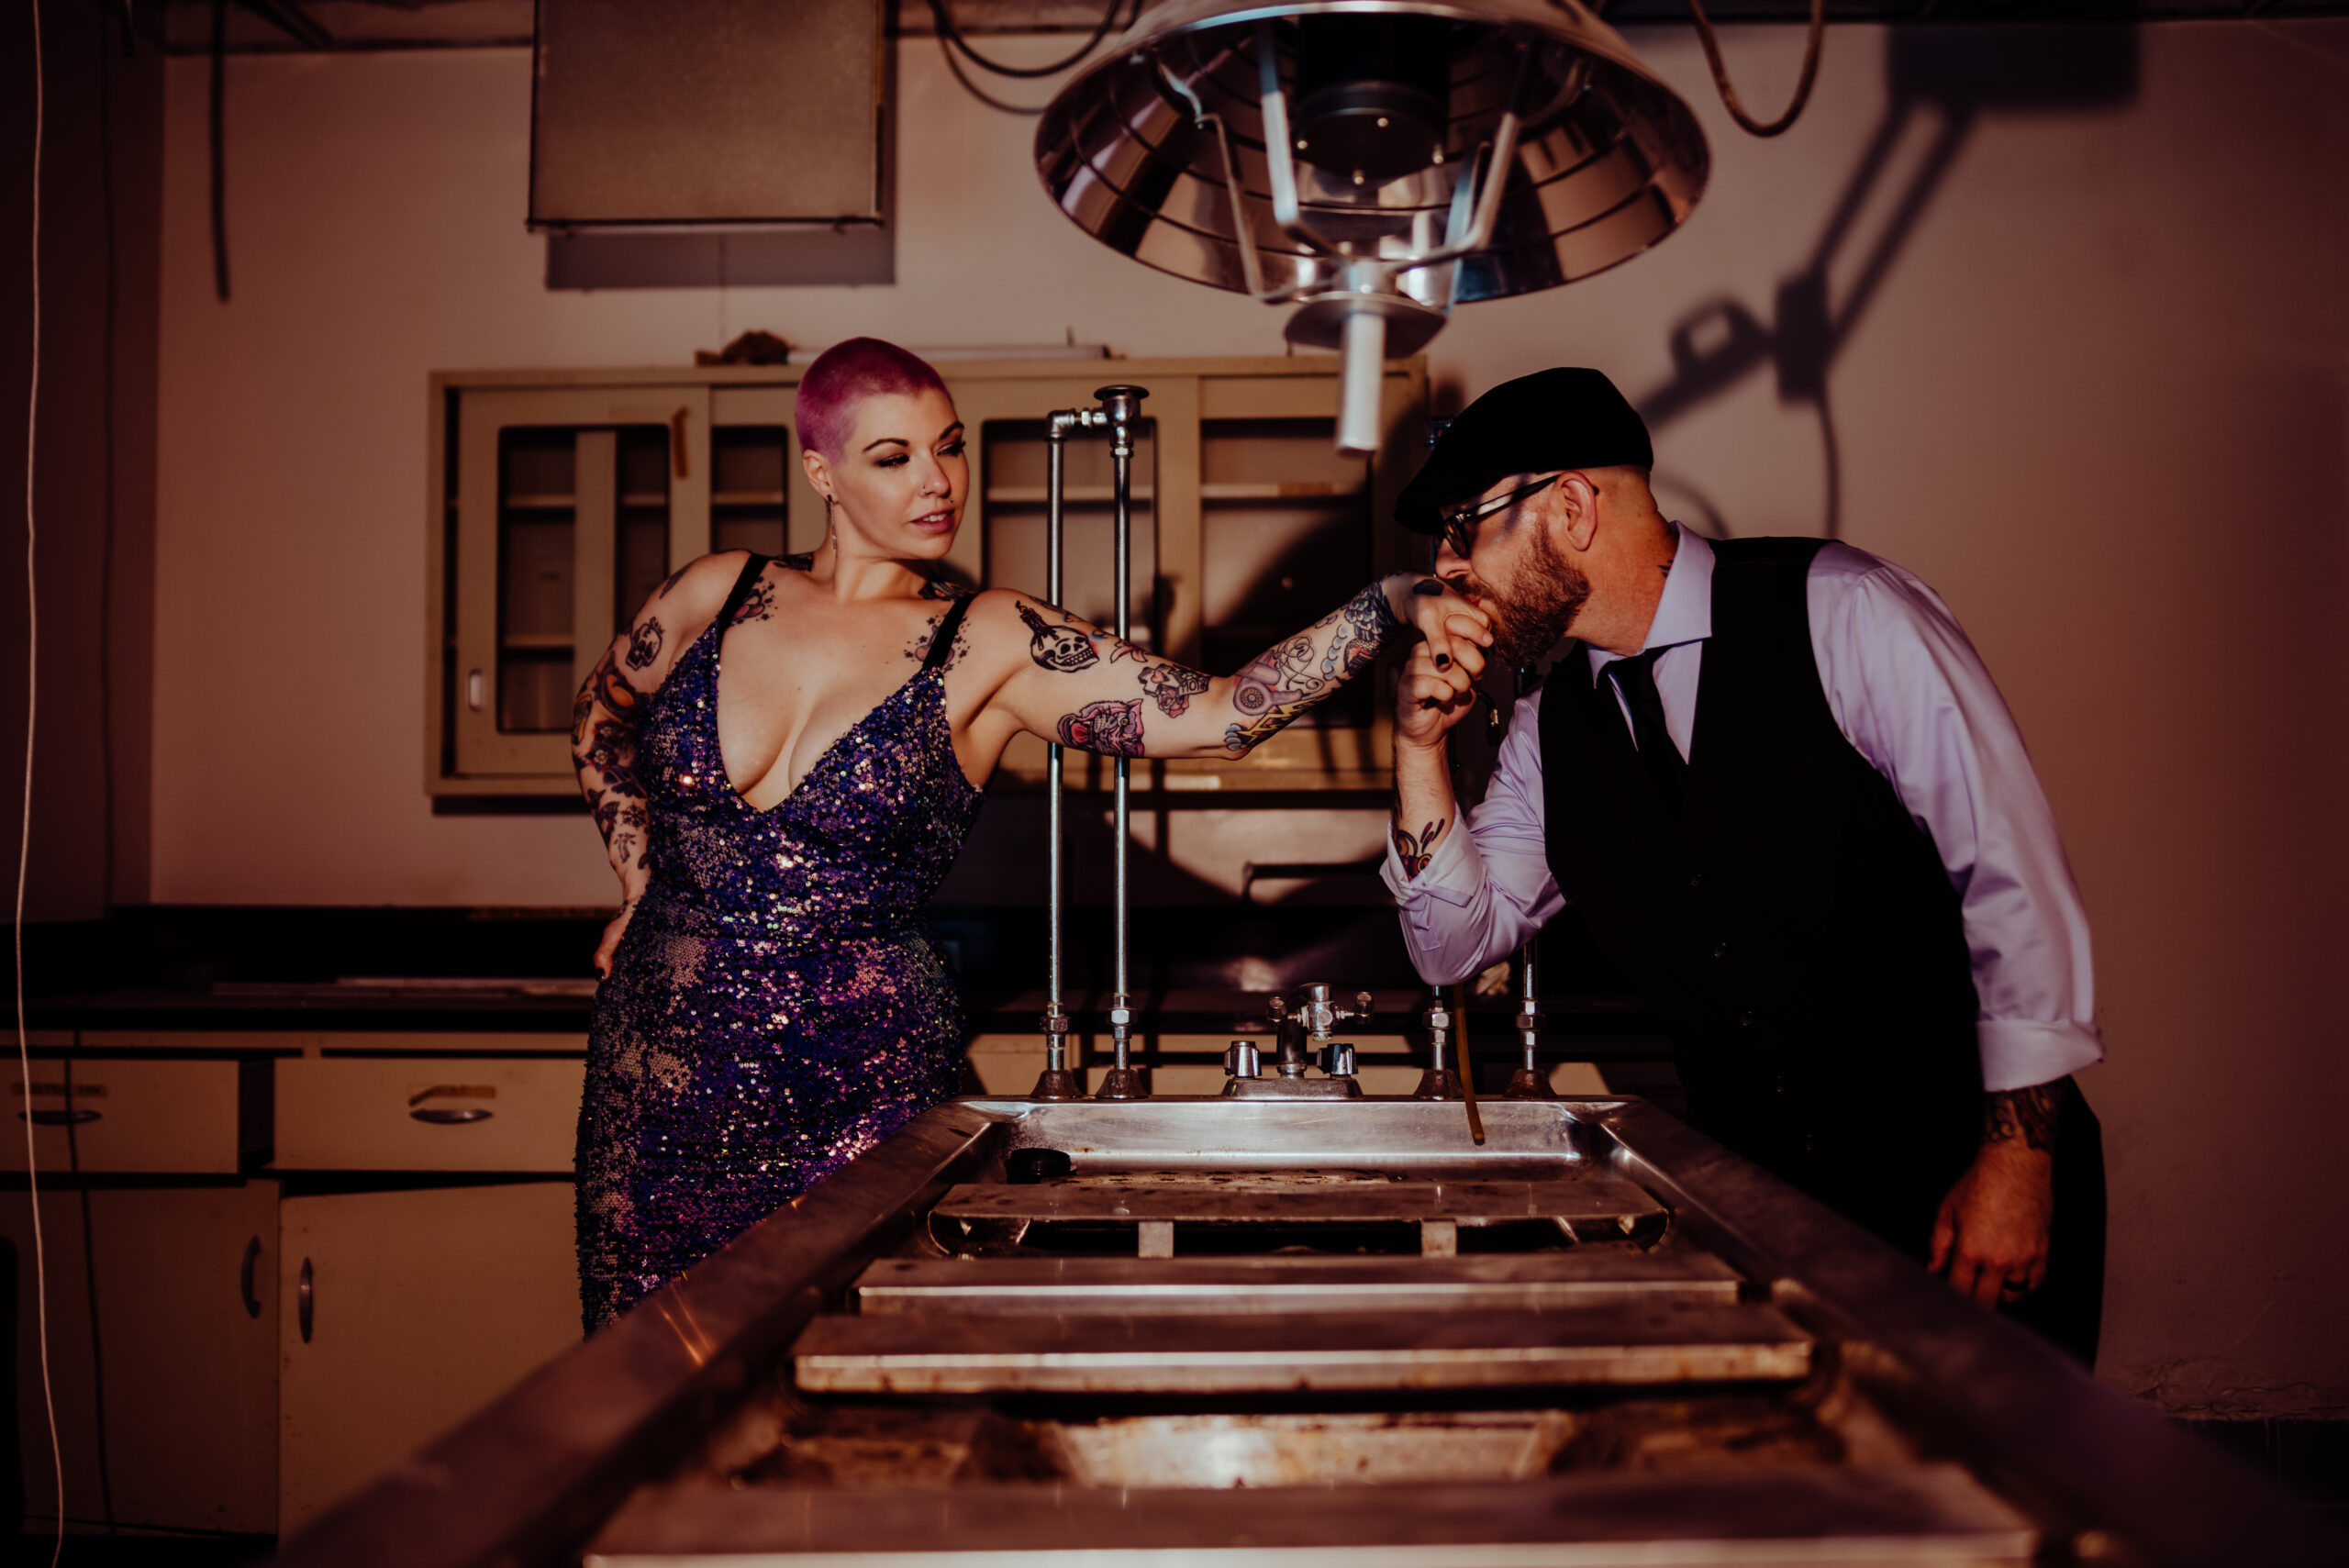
[
  {"xmin": 1093, "ymin": 384, "xmax": 1150, "ymax": 1101},
  {"xmin": 1030, "ymin": 411, "xmax": 1083, "ymax": 1100}
]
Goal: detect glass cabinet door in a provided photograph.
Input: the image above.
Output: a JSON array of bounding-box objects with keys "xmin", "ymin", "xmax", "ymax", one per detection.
[{"xmin": 450, "ymin": 387, "xmax": 711, "ymax": 777}]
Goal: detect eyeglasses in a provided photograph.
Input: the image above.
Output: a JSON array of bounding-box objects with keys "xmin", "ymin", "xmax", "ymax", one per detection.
[{"xmin": 1438, "ymin": 473, "xmax": 1563, "ymax": 561}]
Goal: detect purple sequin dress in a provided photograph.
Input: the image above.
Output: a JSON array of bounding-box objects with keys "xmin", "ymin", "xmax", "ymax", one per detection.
[{"xmin": 576, "ymin": 560, "xmax": 982, "ymax": 1333}]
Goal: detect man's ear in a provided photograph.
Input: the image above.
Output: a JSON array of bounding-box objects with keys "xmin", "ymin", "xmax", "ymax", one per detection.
[{"xmin": 1552, "ymin": 471, "xmax": 1601, "ymax": 552}]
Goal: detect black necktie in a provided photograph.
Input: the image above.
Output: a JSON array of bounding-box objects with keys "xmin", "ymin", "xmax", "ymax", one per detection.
[{"xmin": 1607, "ymin": 649, "xmax": 1688, "ymax": 814}]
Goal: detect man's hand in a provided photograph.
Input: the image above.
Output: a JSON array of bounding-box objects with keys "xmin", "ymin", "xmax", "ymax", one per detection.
[
  {"xmin": 1395, "ymin": 636, "xmax": 1487, "ymax": 753},
  {"xmin": 1931, "ymin": 1083, "xmax": 2063, "ymax": 1306}
]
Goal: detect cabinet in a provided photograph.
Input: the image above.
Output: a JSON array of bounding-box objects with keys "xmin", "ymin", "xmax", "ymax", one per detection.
[
  {"xmin": 428, "ymin": 356, "xmax": 1430, "ymax": 795},
  {"xmin": 276, "ymin": 1181, "xmax": 578, "ymax": 1535},
  {"xmin": 0, "ymin": 1181, "xmax": 280, "ymax": 1533},
  {"xmin": 1, "ymin": 1035, "xmax": 586, "ymax": 1540}
]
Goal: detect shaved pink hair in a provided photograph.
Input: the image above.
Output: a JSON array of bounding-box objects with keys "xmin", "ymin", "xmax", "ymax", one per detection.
[{"xmin": 795, "ymin": 338, "xmax": 951, "ymax": 462}]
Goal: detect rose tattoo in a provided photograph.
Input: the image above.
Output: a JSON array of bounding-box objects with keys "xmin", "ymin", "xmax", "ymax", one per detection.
[{"xmin": 1139, "ymin": 662, "xmax": 1209, "ymax": 717}]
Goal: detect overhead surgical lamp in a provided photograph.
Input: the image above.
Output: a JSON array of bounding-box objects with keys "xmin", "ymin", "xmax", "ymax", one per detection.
[{"xmin": 1037, "ymin": 0, "xmax": 1711, "ymax": 454}]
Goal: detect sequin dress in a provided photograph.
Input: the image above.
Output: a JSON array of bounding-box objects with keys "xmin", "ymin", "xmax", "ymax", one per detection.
[{"xmin": 576, "ymin": 558, "xmax": 983, "ymax": 1333}]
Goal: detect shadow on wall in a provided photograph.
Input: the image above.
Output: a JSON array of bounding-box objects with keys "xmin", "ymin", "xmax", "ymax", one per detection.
[{"xmin": 1635, "ymin": 26, "xmax": 2139, "ymax": 541}]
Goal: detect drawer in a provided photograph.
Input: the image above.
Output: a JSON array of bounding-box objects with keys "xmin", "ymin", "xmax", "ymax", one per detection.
[
  {"xmin": 272, "ymin": 1057, "xmax": 584, "ymax": 1173},
  {"xmin": 1, "ymin": 1060, "xmax": 258, "ymax": 1174}
]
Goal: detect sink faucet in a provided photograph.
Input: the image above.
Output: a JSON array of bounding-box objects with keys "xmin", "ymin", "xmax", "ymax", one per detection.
[{"xmin": 1223, "ymin": 982, "xmax": 1370, "ymax": 1098}]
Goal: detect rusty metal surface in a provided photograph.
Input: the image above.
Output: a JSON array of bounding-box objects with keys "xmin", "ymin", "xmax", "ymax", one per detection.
[
  {"xmin": 852, "ymin": 1250, "xmax": 1744, "ymax": 1315},
  {"xmin": 790, "ymin": 1302, "xmax": 1814, "ymax": 1394},
  {"xmin": 586, "ymin": 1463, "xmax": 2038, "ymax": 1564},
  {"xmin": 931, "ymin": 1177, "xmax": 1665, "ymax": 1227},
  {"xmin": 275, "ymin": 1095, "xmax": 2349, "ymax": 1568}
]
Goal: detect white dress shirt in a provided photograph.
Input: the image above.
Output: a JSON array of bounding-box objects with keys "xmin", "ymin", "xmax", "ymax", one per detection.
[{"xmin": 1380, "ymin": 525, "xmax": 2101, "ymax": 1095}]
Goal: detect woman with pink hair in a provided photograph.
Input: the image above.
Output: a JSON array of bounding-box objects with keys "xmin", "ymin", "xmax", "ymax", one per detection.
[{"xmin": 566, "ymin": 337, "xmax": 1488, "ymax": 1331}]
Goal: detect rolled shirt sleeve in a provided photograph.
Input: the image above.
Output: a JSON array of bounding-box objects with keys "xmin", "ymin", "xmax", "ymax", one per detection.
[
  {"xmin": 1379, "ymin": 691, "xmax": 1567, "ymax": 986},
  {"xmin": 1809, "ymin": 548, "xmax": 2102, "ymax": 1093}
]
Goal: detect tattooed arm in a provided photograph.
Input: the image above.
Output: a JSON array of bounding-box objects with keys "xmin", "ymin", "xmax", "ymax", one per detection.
[
  {"xmin": 975, "ymin": 576, "xmax": 1490, "ymax": 761},
  {"xmin": 1930, "ymin": 1079, "xmax": 2066, "ymax": 1307},
  {"xmin": 573, "ymin": 551, "xmax": 751, "ymax": 974}
]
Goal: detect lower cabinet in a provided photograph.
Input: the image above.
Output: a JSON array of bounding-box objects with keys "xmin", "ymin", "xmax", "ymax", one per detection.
[
  {"xmin": 276, "ymin": 1181, "xmax": 580, "ymax": 1535},
  {"xmin": 0, "ymin": 1181, "xmax": 280, "ymax": 1533},
  {"xmin": 2, "ymin": 1176, "xmax": 582, "ymax": 1539}
]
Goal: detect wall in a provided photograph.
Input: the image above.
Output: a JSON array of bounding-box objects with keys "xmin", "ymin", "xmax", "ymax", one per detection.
[
  {"xmin": 149, "ymin": 25, "xmax": 2348, "ymax": 1416},
  {"xmin": 0, "ymin": 0, "xmax": 161, "ymax": 920}
]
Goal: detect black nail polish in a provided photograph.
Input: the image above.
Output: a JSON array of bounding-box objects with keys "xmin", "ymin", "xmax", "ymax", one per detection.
[{"xmin": 1434, "ymin": 653, "xmax": 1452, "ymax": 670}]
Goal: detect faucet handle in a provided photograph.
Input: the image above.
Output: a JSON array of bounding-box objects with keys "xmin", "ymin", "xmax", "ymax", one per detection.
[
  {"xmin": 1353, "ymin": 990, "xmax": 1375, "ymax": 1018},
  {"xmin": 1224, "ymin": 1040, "xmax": 1263, "ymax": 1079},
  {"xmin": 1267, "ymin": 994, "xmax": 1288, "ymax": 1021},
  {"xmin": 1315, "ymin": 1042, "xmax": 1357, "ymax": 1078}
]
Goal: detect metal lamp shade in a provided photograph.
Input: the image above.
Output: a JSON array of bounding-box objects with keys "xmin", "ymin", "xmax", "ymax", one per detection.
[{"xmin": 1035, "ymin": 0, "xmax": 1709, "ymax": 316}]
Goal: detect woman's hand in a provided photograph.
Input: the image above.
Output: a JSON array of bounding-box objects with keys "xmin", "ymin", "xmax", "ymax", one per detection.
[
  {"xmin": 593, "ymin": 895, "xmax": 640, "ymax": 980},
  {"xmin": 1388, "ymin": 574, "xmax": 1492, "ymax": 677}
]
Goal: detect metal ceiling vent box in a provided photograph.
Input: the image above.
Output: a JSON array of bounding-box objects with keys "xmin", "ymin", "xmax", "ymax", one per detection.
[{"xmin": 530, "ymin": 0, "xmax": 886, "ymax": 228}]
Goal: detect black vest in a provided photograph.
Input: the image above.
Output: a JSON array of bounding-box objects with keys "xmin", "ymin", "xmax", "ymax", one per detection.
[{"xmin": 1540, "ymin": 537, "xmax": 1983, "ymax": 1254}]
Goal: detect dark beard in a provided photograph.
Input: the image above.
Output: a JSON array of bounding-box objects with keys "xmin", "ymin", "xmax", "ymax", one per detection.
[{"xmin": 1469, "ymin": 528, "xmax": 1590, "ymax": 671}]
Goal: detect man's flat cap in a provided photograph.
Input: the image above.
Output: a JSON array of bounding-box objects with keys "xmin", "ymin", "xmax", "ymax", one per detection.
[{"xmin": 1396, "ymin": 368, "xmax": 1653, "ymax": 533}]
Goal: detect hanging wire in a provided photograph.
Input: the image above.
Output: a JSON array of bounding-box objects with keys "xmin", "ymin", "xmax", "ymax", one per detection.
[
  {"xmin": 925, "ymin": 0, "xmax": 1126, "ymax": 79},
  {"xmin": 936, "ymin": 35, "xmax": 1051, "ymax": 115},
  {"xmin": 1684, "ymin": 0, "xmax": 1826, "ymax": 139}
]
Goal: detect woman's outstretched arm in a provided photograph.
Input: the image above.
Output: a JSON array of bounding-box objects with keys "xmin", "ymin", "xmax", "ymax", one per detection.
[{"xmin": 976, "ymin": 575, "xmax": 1488, "ymax": 762}]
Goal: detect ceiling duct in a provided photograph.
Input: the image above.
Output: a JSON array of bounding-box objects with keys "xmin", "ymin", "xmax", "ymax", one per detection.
[
  {"xmin": 1035, "ymin": 0, "xmax": 1709, "ymax": 452},
  {"xmin": 531, "ymin": 0, "xmax": 886, "ymax": 228}
]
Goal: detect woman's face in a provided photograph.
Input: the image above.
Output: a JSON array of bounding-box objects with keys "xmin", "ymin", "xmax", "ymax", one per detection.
[{"xmin": 807, "ymin": 387, "xmax": 967, "ymax": 562}]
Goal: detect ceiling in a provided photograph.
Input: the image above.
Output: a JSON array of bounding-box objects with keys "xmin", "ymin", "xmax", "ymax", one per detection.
[{"xmin": 152, "ymin": 0, "xmax": 2349, "ymax": 54}]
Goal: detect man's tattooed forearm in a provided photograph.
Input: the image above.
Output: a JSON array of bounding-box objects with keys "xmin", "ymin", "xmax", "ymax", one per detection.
[
  {"xmin": 1139, "ymin": 662, "xmax": 1209, "ymax": 717},
  {"xmin": 1057, "ymin": 698, "xmax": 1145, "ymax": 757},
  {"xmin": 1984, "ymin": 1084, "xmax": 2063, "ymax": 1153},
  {"xmin": 1393, "ymin": 817, "xmax": 1446, "ymax": 879},
  {"xmin": 1221, "ymin": 582, "xmax": 1401, "ymax": 756},
  {"xmin": 625, "ymin": 617, "xmax": 664, "ymax": 671},
  {"xmin": 1019, "ymin": 601, "xmax": 1099, "ymax": 672}
]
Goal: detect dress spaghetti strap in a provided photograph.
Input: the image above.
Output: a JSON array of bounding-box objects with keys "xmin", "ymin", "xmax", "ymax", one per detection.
[
  {"xmin": 715, "ymin": 553, "xmax": 773, "ymax": 631},
  {"xmin": 920, "ymin": 593, "xmax": 975, "ymax": 673}
]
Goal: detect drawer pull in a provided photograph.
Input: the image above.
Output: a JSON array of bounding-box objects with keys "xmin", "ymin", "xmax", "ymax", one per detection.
[
  {"xmin": 18, "ymin": 1109, "xmax": 99, "ymax": 1128},
  {"xmin": 239, "ymin": 1237, "xmax": 262, "ymax": 1319},
  {"xmin": 298, "ymin": 1257, "xmax": 315, "ymax": 1343},
  {"xmin": 409, "ymin": 1107, "xmax": 495, "ymax": 1125}
]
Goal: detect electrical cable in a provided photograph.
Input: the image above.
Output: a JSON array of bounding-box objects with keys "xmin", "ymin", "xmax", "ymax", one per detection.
[
  {"xmin": 935, "ymin": 34, "xmax": 1049, "ymax": 116},
  {"xmin": 1683, "ymin": 0, "xmax": 1826, "ymax": 139},
  {"xmin": 925, "ymin": 0, "xmax": 1124, "ymax": 79},
  {"xmin": 19, "ymin": 4, "xmax": 62, "ymax": 1560}
]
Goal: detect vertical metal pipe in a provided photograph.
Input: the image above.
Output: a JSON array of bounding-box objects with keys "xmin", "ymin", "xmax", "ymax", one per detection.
[
  {"xmin": 1029, "ymin": 415, "xmax": 1080, "ymax": 1100},
  {"xmin": 1094, "ymin": 385, "xmax": 1148, "ymax": 1100}
]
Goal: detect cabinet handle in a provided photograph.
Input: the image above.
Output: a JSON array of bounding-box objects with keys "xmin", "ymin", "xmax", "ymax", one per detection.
[
  {"xmin": 239, "ymin": 1237, "xmax": 262, "ymax": 1319},
  {"xmin": 408, "ymin": 1107, "xmax": 494, "ymax": 1125},
  {"xmin": 18, "ymin": 1109, "xmax": 98, "ymax": 1127},
  {"xmin": 298, "ymin": 1257, "xmax": 314, "ymax": 1343},
  {"xmin": 466, "ymin": 668, "xmax": 485, "ymax": 711}
]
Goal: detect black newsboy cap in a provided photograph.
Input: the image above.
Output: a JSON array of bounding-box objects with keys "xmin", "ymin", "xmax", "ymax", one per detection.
[{"xmin": 1395, "ymin": 368, "xmax": 1653, "ymax": 533}]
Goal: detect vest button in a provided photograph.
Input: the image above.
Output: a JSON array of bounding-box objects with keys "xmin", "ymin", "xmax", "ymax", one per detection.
[{"xmin": 1711, "ymin": 941, "xmax": 1730, "ymax": 960}]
